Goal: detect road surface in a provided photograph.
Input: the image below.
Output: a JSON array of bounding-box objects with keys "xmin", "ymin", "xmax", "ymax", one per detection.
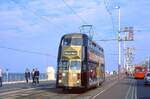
[{"xmin": 0, "ymin": 76, "xmax": 150, "ymax": 99}]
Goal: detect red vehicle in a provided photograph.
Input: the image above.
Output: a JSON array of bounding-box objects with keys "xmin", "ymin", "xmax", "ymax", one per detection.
[{"xmin": 134, "ymin": 66, "xmax": 147, "ymax": 79}]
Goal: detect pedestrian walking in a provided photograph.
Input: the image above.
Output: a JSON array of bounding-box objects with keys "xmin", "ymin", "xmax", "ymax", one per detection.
[
  {"xmin": 35, "ymin": 68, "xmax": 40, "ymax": 84},
  {"xmin": 0, "ymin": 67, "xmax": 2, "ymax": 87},
  {"xmin": 25, "ymin": 68, "xmax": 30, "ymax": 83},
  {"xmin": 31, "ymin": 69, "xmax": 36, "ymax": 85}
]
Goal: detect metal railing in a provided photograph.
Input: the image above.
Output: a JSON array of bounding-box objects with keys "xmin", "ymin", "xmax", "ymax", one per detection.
[{"xmin": 2, "ymin": 73, "xmax": 48, "ymax": 82}]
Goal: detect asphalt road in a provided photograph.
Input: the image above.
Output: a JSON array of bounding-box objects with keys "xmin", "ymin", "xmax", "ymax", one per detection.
[
  {"xmin": 93, "ymin": 78, "xmax": 137, "ymax": 99},
  {"xmin": 0, "ymin": 80, "xmax": 55, "ymax": 93},
  {"xmin": 93, "ymin": 78, "xmax": 150, "ymax": 99},
  {"xmin": 137, "ymin": 79, "xmax": 150, "ymax": 99},
  {"xmin": 0, "ymin": 76, "xmax": 118, "ymax": 99},
  {"xmin": 3, "ymin": 76, "xmax": 149, "ymax": 99}
]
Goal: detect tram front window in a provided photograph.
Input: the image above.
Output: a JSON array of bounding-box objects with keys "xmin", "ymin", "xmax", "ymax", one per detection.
[
  {"xmin": 71, "ymin": 38, "xmax": 83, "ymax": 45},
  {"xmin": 63, "ymin": 38, "xmax": 83, "ymax": 46},
  {"xmin": 60, "ymin": 60, "xmax": 69, "ymax": 70},
  {"xmin": 135, "ymin": 69, "xmax": 145, "ymax": 72},
  {"xmin": 63, "ymin": 38, "xmax": 71, "ymax": 46},
  {"xmin": 70, "ymin": 61, "xmax": 81, "ymax": 70}
]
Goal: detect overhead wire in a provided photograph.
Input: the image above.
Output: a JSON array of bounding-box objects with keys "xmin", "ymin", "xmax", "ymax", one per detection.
[
  {"xmin": 103, "ymin": 0, "xmax": 116, "ymax": 34},
  {"xmin": 7, "ymin": 0, "xmax": 63, "ymax": 59},
  {"xmin": 90, "ymin": 0, "xmax": 116, "ymax": 41},
  {"xmin": 7, "ymin": 1, "xmax": 123, "ymax": 55},
  {"xmin": 62, "ymin": 0, "xmax": 88, "ymax": 25},
  {"xmin": 0, "ymin": 46, "xmax": 56, "ymax": 58},
  {"xmin": 10, "ymin": 0, "xmax": 67, "ymax": 33},
  {"xmin": 95, "ymin": 38, "xmax": 117, "ymax": 42}
]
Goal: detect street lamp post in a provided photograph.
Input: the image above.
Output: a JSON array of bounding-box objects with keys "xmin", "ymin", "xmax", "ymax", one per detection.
[
  {"xmin": 148, "ymin": 56, "xmax": 150, "ymax": 72},
  {"xmin": 115, "ymin": 6, "xmax": 121, "ymax": 80}
]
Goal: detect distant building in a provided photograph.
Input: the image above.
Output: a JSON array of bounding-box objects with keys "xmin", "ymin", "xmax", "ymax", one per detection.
[
  {"xmin": 105, "ymin": 71, "xmax": 111, "ymax": 77},
  {"xmin": 110, "ymin": 71, "xmax": 114, "ymax": 75},
  {"xmin": 46, "ymin": 66, "xmax": 55, "ymax": 80}
]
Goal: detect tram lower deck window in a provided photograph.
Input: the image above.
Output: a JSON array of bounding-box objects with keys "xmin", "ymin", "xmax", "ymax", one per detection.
[
  {"xmin": 70, "ymin": 61, "xmax": 81, "ymax": 70},
  {"xmin": 60, "ymin": 60, "xmax": 69, "ymax": 70}
]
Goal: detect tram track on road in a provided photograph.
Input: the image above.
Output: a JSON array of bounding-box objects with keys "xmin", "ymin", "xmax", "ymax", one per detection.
[
  {"xmin": 0, "ymin": 75, "xmax": 119, "ymax": 99},
  {"xmin": 0, "ymin": 84, "xmax": 55, "ymax": 99},
  {"xmin": 73, "ymin": 76, "xmax": 119, "ymax": 99}
]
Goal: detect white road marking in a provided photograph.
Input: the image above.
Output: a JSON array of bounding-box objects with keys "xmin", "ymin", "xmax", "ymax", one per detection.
[
  {"xmin": 135, "ymin": 80, "xmax": 137, "ymax": 99},
  {"xmin": 125, "ymin": 79, "xmax": 138, "ymax": 99},
  {"xmin": 125, "ymin": 79, "xmax": 133, "ymax": 99},
  {"xmin": 131, "ymin": 80, "xmax": 135, "ymax": 99},
  {"xmin": 91, "ymin": 81, "xmax": 118, "ymax": 99}
]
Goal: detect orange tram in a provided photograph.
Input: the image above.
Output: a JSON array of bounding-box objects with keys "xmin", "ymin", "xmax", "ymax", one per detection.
[{"xmin": 133, "ymin": 66, "xmax": 147, "ymax": 79}]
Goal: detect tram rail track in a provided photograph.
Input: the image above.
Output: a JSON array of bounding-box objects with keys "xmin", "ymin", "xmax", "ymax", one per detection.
[{"xmin": 0, "ymin": 75, "xmax": 120, "ymax": 99}]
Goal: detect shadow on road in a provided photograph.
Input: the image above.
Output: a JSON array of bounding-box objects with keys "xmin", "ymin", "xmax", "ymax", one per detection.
[
  {"xmin": 138, "ymin": 97, "xmax": 150, "ymax": 99},
  {"xmin": 36, "ymin": 87, "xmax": 88, "ymax": 94}
]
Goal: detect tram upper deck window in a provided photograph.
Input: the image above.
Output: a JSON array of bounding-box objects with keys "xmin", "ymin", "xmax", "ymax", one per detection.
[
  {"xmin": 70, "ymin": 61, "xmax": 81, "ymax": 70},
  {"xmin": 71, "ymin": 38, "xmax": 83, "ymax": 45},
  {"xmin": 63, "ymin": 38, "xmax": 71, "ymax": 46},
  {"xmin": 63, "ymin": 37, "xmax": 83, "ymax": 46}
]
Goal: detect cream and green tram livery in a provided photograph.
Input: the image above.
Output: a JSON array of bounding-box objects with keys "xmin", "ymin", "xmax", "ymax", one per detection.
[{"xmin": 56, "ymin": 33, "xmax": 105, "ymax": 89}]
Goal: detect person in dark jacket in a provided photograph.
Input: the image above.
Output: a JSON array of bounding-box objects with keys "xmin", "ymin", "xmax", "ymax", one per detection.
[
  {"xmin": 31, "ymin": 69, "xmax": 36, "ymax": 85},
  {"xmin": 25, "ymin": 68, "xmax": 30, "ymax": 84},
  {"xmin": 35, "ymin": 68, "xmax": 40, "ymax": 84},
  {"xmin": 0, "ymin": 67, "xmax": 2, "ymax": 87}
]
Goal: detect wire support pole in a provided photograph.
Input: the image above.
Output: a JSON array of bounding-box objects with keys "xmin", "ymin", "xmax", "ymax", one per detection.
[{"xmin": 116, "ymin": 6, "xmax": 121, "ymax": 80}]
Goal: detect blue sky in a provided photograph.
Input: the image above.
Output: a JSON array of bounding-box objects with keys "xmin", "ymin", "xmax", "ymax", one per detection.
[{"xmin": 0, "ymin": 0, "xmax": 150, "ymax": 73}]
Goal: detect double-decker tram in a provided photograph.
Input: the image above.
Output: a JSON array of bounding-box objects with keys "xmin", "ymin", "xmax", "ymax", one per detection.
[
  {"xmin": 56, "ymin": 33, "xmax": 105, "ymax": 89},
  {"xmin": 133, "ymin": 66, "xmax": 147, "ymax": 79}
]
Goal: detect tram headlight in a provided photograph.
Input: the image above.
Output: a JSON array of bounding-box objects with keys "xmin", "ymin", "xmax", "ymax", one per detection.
[
  {"xmin": 77, "ymin": 80, "xmax": 80, "ymax": 84},
  {"xmin": 62, "ymin": 73, "xmax": 66, "ymax": 77},
  {"xmin": 59, "ymin": 80, "xmax": 62, "ymax": 83},
  {"xmin": 73, "ymin": 73, "xmax": 77, "ymax": 77}
]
